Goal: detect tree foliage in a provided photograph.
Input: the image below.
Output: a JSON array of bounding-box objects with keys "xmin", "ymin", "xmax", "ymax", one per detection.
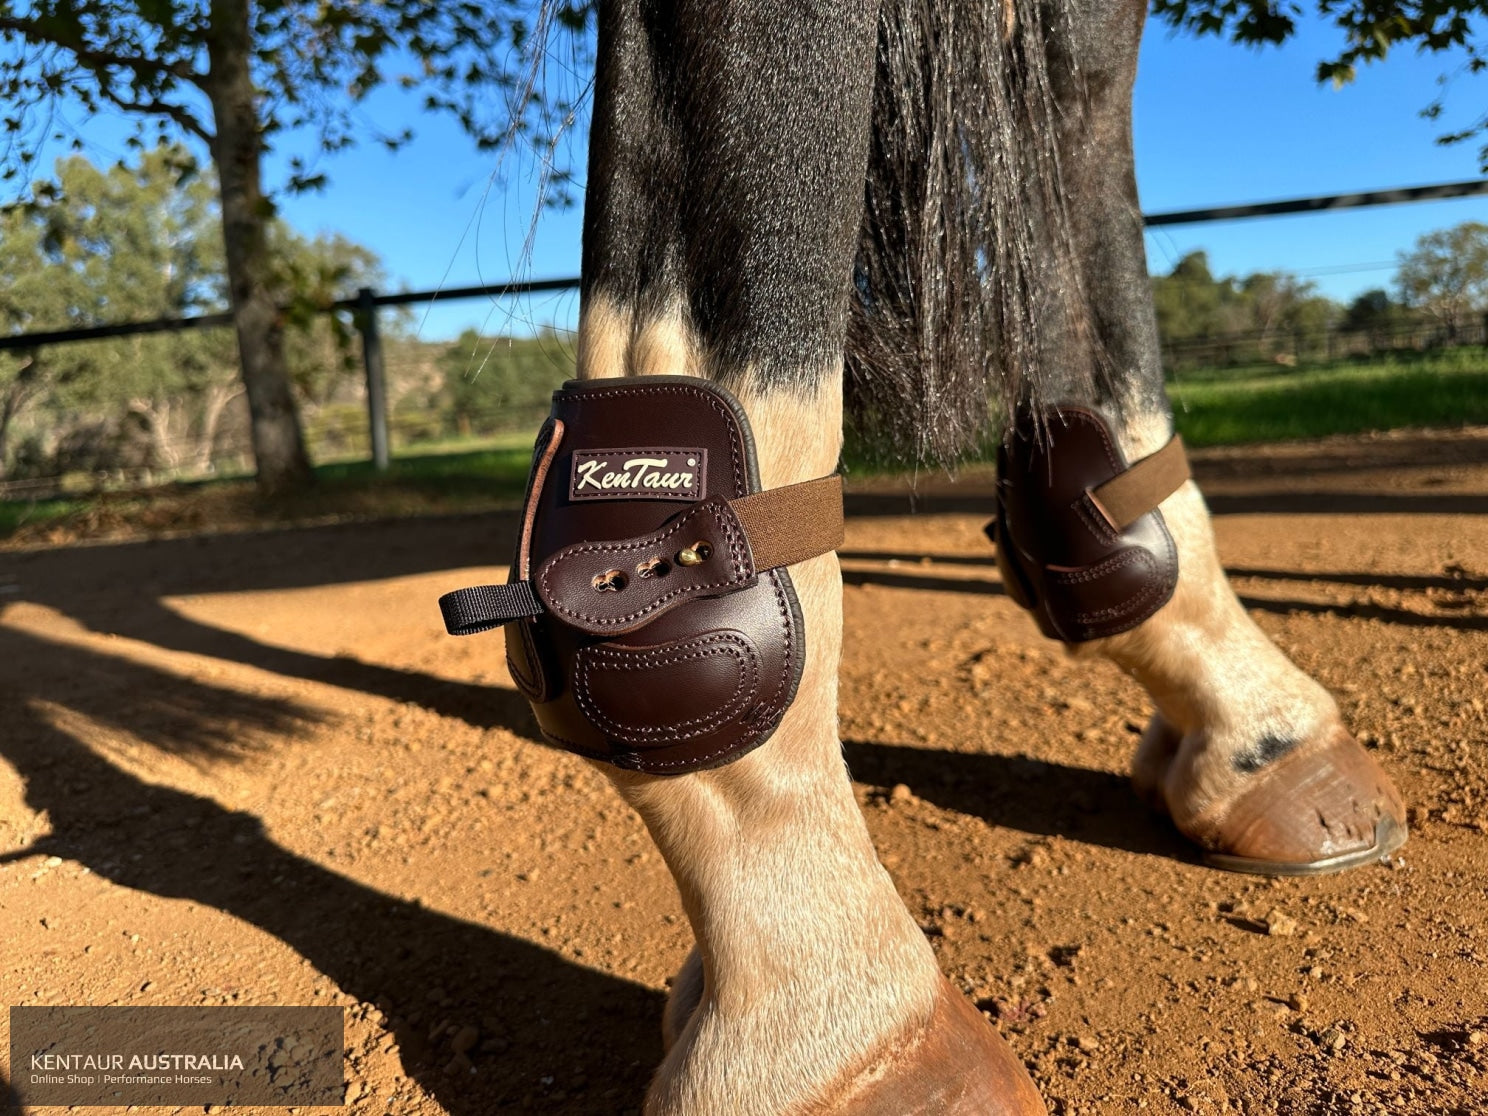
[
  {"xmin": 270, "ymin": 226, "xmax": 387, "ymax": 407},
  {"xmin": 0, "ymin": 146, "xmax": 390, "ymax": 480},
  {"xmin": 1342, "ymin": 287, "xmax": 1406, "ymax": 333},
  {"xmin": 0, "ymin": 0, "xmax": 590, "ymax": 193},
  {"xmin": 1150, "ymin": 224, "xmax": 1488, "ymax": 367},
  {"xmin": 1150, "ymin": 0, "xmax": 1488, "ymax": 166},
  {"xmin": 1151, "ymin": 250, "xmax": 1338, "ymax": 349},
  {"xmin": 1395, "ymin": 219, "xmax": 1488, "ymax": 332},
  {"xmin": 0, "ymin": 0, "xmax": 592, "ymax": 492},
  {"xmin": 438, "ymin": 328, "xmax": 571, "ymax": 437},
  {"xmin": 0, "ymin": 145, "xmax": 235, "ymax": 473}
]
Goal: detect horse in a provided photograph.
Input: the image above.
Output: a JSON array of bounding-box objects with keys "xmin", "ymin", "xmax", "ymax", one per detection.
[{"xmin": 446, "ymin": 0, "xmax": 1408, "ymax": 1110}]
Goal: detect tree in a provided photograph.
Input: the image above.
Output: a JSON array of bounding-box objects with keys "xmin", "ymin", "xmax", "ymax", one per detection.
[
  {"xmin": 0, "ymin": 1, "xmax": 590, "ymax": 492},
  {"xmin": 1150, "ymin": 252, "xmax": 1342, "ymax": 365},
  {"xmin": 0, "ymin": 354, "xmax": 47, "ymax": 474},
  {"xmin": 438, "ymin": 329, "xmax": 571, "ymax": 437},
  {"xmin": 1240, "ymin": 271, "xmax": 1337, "ymax": 352},
  {"xmin": 0, "ymin": 146, "xmax": 393, "ymax": 480},
  {"xmin": 1151, "ymin": 251, "xmax": 1245, "ymax": 342},
  {"xmin": 0, "ymin": 192, "xmax": 83, "ymax": 470},
  {"xmin": 1395, "ymin": 220, "xmax": 1488, "ymax": 336},
  {"xmin": 1151, "ymin": 0, "xmax": 1488, "ymax": 167},
  {"xmin": 271, "ymin": 227, "xmax": 389, "ymax": 412},
  {"xmin": 1342, "ymin": 288, "xmax": 1404, "ymax": 338},
  {"xmin": 1, "ymin": 147, "xmax": 240, "ymax": 476},
  {"xmin": 1240, "ymin": 271, "xmax": 1299, "ymax": 347}
]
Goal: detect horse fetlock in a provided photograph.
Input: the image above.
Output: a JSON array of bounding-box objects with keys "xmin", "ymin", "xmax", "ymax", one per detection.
[
  {"xmin": 1100, "ymin": 475, "xmax": 1336, "ymax": 760},
  {"xmin": 437, "ymin": 375, "xmax": 843, "ymax": 774},
  {"xmin": 1092, "ymin": 471, "xmax": 1408, "ymax": 874},
  {"xmin": 990, "ymin": 403, "xmax": 1187, "ymax": 644}
]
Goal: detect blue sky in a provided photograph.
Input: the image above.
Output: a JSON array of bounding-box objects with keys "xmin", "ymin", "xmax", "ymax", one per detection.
[
  {"xmin": 31, "ymin": 11, "xmax": 1488, "ymax": 341},
  {"xmin": 1135, "ymin": 12, "xmax": 1488, "ymax": 305}
]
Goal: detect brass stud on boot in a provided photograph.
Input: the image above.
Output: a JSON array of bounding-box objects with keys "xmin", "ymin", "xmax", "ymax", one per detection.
[{"xmin": 677, "ymin": 541, "xmax": 712, "ymax": 567}]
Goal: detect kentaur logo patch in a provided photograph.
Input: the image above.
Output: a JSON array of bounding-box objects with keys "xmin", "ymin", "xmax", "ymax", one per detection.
[{"xmin": 569, "ymin": 448, "xmax": 707, "ymax": 502}]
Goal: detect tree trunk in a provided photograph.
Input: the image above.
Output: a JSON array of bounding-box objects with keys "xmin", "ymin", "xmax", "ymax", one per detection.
[
  {"xmin": 0, "ymin": 356, "xmax": 41, "ymax": 479},
  {"xmin": 194, "ymin": 381, "xmax": 244, "ymax": 473},
  {"xmin": 128, "ymin": 397, "xmax": 181, "ymax": 471},
  {"xmin": 204, "ymin": 0, "xmax": 313, "ymax": 495}
]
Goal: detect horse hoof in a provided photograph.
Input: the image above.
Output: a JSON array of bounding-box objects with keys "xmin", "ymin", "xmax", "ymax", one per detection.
[
  {"xmin": 826, "ymin": 978, "xmax": 1049, "ymax": 1114},
  {"xmin": 1203, "ymin": 811, "xmax": 1406, "ymax": 877},
  {"xmin": 1135, "ymin": 718, "xmax": 1408, "ymax": 877}
]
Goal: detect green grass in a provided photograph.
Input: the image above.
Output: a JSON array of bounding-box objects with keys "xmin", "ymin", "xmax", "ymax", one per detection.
[
  {"xmin": 0, "ymin": 496, "xmax": 91, "ymax": 538},
  {"xmin": 5, "ymin": 352, "xmax": 1486, "ymax": 543},
  {"xmin": 1167, "ymin": 349, "xmax": 1488, "ymax": 447},
  {"xmin": 842, "ymin": 350, "xmax": 1488, "ymax": 471},
  {"xmin": 313, "ymin": 438, "xmax": 535, "ymax": 495},
  {"xmin": 0, "ymin": 439, "xmax": 539, "ymax": 544}
]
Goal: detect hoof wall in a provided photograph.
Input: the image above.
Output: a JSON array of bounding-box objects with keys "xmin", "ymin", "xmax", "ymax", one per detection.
[
  {"xmin": 1140, "ymin": 720, "xmax": 1409, "ymax": 878},
  {"xmin": 1203, "ymin": 813, "xmax": 1407, "ymax": 877}
]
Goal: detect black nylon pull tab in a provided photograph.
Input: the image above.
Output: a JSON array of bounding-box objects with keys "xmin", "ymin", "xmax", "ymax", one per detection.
[{"xmin": 439, "ymin": 581, "xmax": 545, "ymax": 635}]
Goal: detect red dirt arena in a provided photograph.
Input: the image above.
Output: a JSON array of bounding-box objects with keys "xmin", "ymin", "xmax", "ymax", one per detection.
[{"xmin": 2, "ymin": 426, "xmax": 1486, "ymax": 1115}]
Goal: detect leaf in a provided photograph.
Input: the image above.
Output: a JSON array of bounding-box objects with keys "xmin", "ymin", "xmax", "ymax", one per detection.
[{"xmin": 1316, "ymin": 58, "xmax": 1358, "ymax": 87}]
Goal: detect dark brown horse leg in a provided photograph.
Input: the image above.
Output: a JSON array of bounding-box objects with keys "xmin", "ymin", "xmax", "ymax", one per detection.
[
  {"xmin": 1006, "ymin": 0, "xmax": 1406, "ymax": 874},
  {"xmin": 576, "ymin": 2, "xmax": 1045, "ymax": 1112}
]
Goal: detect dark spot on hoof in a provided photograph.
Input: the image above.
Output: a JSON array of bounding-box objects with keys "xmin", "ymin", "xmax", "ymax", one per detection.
[{"xmin": 1233, "ymin": 733, "xmax": 1299, "ymax": 774}]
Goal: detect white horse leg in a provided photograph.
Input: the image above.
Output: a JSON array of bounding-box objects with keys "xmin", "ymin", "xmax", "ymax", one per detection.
[
  {"xmin": 568, "ymin": 325, "xmax": 1044, "ymax": 1112},
  {"xmin": 990, "ymin": 0, "xmax": 1406, "ymax": 874},
  {"xmin": 1081, "ymin": 409, "xmax": 1405, "ymax": 873}
]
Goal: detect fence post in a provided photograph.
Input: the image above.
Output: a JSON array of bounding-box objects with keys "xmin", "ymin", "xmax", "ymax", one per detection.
[{"xmin": 357, "ymin": 286, "xmax": 390, "ymax": 472}]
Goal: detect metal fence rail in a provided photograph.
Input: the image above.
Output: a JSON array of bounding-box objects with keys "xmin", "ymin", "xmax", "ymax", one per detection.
[
  {"xmin": 1143, "ymin": 178, "xmax": 1488, "ymax": 227},
  {"xmin": 2, "ymin": 174, "xmax": 1484, "ymax": 499}
]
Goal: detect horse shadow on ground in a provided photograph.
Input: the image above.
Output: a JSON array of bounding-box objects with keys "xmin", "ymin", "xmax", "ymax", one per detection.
[
  {"xmin": 7, "ymin": 498, "xmax": 1481, "ymax": 740},
  {"xmin": 843, "ymin": 486, "xmax": 1488, "ymax": 519},
  {"xmin": 840, "ymin": 554, "xmax": 1488, "ymax": 632},
  {"xmin": 0, "ymin": 510, "xmax": 1202, "ymax": 1116},
  {"xmin": 1223, "ymin": 566, "xmax": 1488, "ymax": 593},
  {"xmin": 841, "ymin": 567, "xmax": 1004, "ymax": 596},
  {"xmin": 3, "ymin": 499, "xmax": 1477, "ymax": 1110},
  {"xmin": 0, "ymin": 623, "xmax": 661, "ymax": 1115},
  {"xmin": 1204, "ymin": 490, "xmax": 1488, "ymax": 517},
  {"xmin": 842, "ymin": 739, "xmax": 1195, "ymax": 863},
  {"xmin": 1237, "ymin": 591, "xmax": 1488, "ymax": 631},
  {"xmin": 3, "ymin": 512, "xmax": 542, "ymax": 732},
  {"xmin": 1185, "ymin": 433, "xmax": 1488, "ymax": 482}
]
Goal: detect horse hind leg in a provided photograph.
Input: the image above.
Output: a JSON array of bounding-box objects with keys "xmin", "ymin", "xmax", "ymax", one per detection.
[
  {"xmin": 997, "ymin": 400, "xmax": 1406, "ymax": 872},
  {"xmin": 994, "ymin": 0, "xmax": 1405, "ymax": 875},
  {"xmin": 1092, "ymin": 458, "xmax": 1407, "ymax": 874},
  {"xmin": 575, "ymin": 2, "xmax": 1045, "ymax": 1113}
]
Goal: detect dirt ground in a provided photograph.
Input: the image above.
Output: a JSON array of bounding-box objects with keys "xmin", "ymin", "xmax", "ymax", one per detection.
[{"xmin": 2, "ymin": 427, "xmax": 1486, "ymax": 1116}]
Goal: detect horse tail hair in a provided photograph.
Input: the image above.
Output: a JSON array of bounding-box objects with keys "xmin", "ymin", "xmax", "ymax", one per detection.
[{"xmin": 846, "ymin": 0, "xmax": 1109, "ymax": 465}]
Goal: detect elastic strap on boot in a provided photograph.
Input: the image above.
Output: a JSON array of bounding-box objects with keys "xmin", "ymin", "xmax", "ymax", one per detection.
[
  {"xmin": 990, "ymin": 405, "xmax": 1188, "ymax": 643},
  {"xmin": 440, "ymin": 474, "xmax": 843, "ymax": 636},
  {"xmin": 1088, "ymin": 433, "xmax": 1189, "ymax": 531}
]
